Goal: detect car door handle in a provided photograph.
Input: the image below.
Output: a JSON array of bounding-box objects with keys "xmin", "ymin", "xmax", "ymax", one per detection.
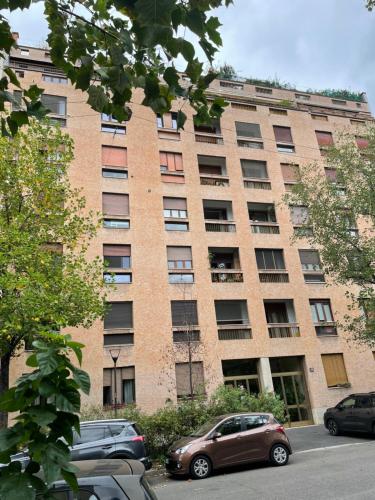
[
  {"xmin": 236, "ymin": 435, "xmax": 243, "ymax": 439},
  {"xmin": 102, "ymin": 445, "xmax": 112, "ymax": 449}
]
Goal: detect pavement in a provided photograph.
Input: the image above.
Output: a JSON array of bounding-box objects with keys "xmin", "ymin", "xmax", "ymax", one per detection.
[{"xmin": 147, "ymin": 425, "xmax": 375, "ymax": 500}]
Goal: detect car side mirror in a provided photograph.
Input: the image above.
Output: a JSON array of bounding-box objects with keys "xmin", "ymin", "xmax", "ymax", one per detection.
[
  {"xmin": 211, "ymin": 432, "xmax": 222, "ymax": 440},
  {"xmin": 337, "ymin": 404, "xmax": 343, "ymax": 411}
]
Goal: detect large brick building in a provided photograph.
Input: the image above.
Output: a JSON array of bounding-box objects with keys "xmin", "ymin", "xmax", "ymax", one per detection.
[{"xmin": 6, "ymin": 41, "xmax": 375, "ymax": 425}]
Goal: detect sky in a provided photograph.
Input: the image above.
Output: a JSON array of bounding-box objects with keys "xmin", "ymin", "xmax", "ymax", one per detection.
[{"xmin": 7, "ymin": 0, "xmax": 375, "ymax": 109}]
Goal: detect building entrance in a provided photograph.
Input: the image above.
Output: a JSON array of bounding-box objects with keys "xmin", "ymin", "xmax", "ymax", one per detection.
[{"xmin": 270, "ymin": 357, "xmax": 313, "ymax": 426}]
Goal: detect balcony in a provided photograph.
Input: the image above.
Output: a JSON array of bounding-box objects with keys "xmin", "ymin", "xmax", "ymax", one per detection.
[
  {"xmin": 194, "ymin": 120, "xmax": 223, "ymax": 145},
  {"xmin": 268, "ymin": 323, "xmax": 300, "ymax": 338},
  {"xmin": 215, "ymin": 300, "xmax": 250, "ymax": 340},
  {"xmin": 209, "ymin": 247, "xmax": 243, "ymax": 282},
  {"xmin": 264, "ymin": 300, "xmax": 299, "ymax": 339},
  {"xmin": 243, "ymin": 178, "xmax": 271, "ymax": 190},
  {"xmin": 203, "ymin": 200, "xmax": 235, "ymax": 233},
  {"xmin": 173, "ymin": 329, "xmax": 200, "ymax": 343},
  {"xmin": 200, "ymin": 175, "xmax": 229, "ymax": 187},
  {"xmin": 315, "ymin": 323, "xmax": 337, "ymax": 336},
  {"xmin": 249, "ymin": 203, "xmax": 279, "ymax": 234}
]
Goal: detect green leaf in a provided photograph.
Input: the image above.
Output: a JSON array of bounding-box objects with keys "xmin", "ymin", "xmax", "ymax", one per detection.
[
  {"xmin": 135, "ymin": 0, "xmax": 175, "ymax": 26},
  {"xmin": 0, "ymin": 388, "xmax": 21, "ymax": 412},
  {"xmin": 4, "ymin": 67, "xmax": 20, "ymax": 88},
  {"xmin": 0, "ymin": 473, "xmax": 35, "ymax": 500},
  {"xmin": 61, "ymin": 469, "xmax": 78, "ymax": 492},
  {"xmin": 87, "ymin": 85, "xmax": 108, "ymax": 112},
  {"xmin": 72, "ymin": 368, "xmax": 90, "ymax": 395},
  {"xmin": 181, "ymin": 40, "xmax": 195, "ymax": 61},
  {"xmin": 28, "ymin": 406, "xmax": 57, "ymax": 426},
  {"xmin": 176, "ymin": 110, "xmax": 186, "ymax": 130},
  {"xmin": 67, "ymin": 341, "xmax": 84, "ymax": 365},
  {"xmin": 163, "ymin": 66, "xmax": 179, "ymax": 89},
  {"xmin": 10, "ymin": 110, "xmax": 29, "ymax": 126},
  {"xmin": 39, "ymin": 379, "xmax": 56, "ymax": 398},
  {"xmin": 23, "ymin": 84, "xmax": 43, "ymax": 101},
  {"xmin": 0, "ymin": 428, "xmax": 20, "ymax": 451},
  {"xmin": 186, "ymin": 9, "xmax": 205, "ymax": 36},
  {"xmin": 36, "ymin": 350, "xmax": 60, "ymax": 375},
  {"xmin": 55, "ymin": 389, "xmax": 80, "ymax": 413}
]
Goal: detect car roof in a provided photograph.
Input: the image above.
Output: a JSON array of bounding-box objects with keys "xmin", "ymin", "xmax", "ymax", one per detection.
[
  {"xmin": 349, "ymin": 393, "xmax": 375, "ymax": 397},
  {"xmin": 80, "ymin": 419, "xmax": 131, "ymax": 426},
  {"xmin": 218, "ymin": 412, "xmax": 273, "ymax": 419},
  {"xmin": 73, "ymin": 459, "xmax": 144, "ymax": 478}
]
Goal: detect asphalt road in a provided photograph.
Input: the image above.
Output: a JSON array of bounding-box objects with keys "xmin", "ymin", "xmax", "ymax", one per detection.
[{"xmin": 148, "ymin": 425, "xmax": 375, "ymax": 500}]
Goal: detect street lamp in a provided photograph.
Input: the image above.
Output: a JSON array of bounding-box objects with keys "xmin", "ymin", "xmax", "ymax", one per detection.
[{"xmin": 109, "ymin": 348, "xmax": 121, "ymax": 418}]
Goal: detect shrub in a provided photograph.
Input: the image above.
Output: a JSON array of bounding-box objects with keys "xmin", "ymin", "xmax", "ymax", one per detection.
[{"xmin": 80, "ymin": 386, "xmax": 286, "ymax": 459}]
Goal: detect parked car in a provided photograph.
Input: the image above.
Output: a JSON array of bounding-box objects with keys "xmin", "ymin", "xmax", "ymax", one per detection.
[
  {"xmin": 39, "ymin": 458, "xmax": 158, "ymax": 499},
  {"xmin": 11, "ymin": 418, "xmax": 152, "ymax": 470},
  {"xmin": 324, "ymin": 393, "xmax": 375, "ymax": 436},
  {"xmin": 165, "ymin": 413, "xmax": 292, "ymax": 479}
]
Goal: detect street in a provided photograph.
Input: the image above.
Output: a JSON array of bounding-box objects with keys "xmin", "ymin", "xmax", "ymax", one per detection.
[{"xmin": 148, "ymin": 425, "xmax": 375, "ymax": 500}]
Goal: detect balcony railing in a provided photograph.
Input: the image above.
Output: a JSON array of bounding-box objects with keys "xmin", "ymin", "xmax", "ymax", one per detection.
[
  {"xmin": 218, "ymin": 324, "xmax": 252, "ymax": 340},
  {"xmin": 268, "ymin": 323, "xmax": 300, "ymax": 338},
  {"xmin": 205, "ymin": 220, "xmax": 236, "ymax": 232},
  {"xmin": 200, "ymin": 175, "xmax": 229, "ymax": 187},
  {"xmin": 195, "ymin": 133, "xmax": 224, "ymax": 145},
  {"xmin": 315, "ymin": 323, "xmax": 337, "ymax": 336},
  {"xmin": 250, "ymin": 221, "xmax": 280, "ymax": 234},
  {"xmin": 259, "ymin": 270, "xmax": 289, "ymax": 283},
  {"xmin": 243, "ymin": 178, "xmax": 271, "ymax": 190},
  {"xmin": 211, "ymin": 270, "xmax": 243, "ymax": 283}
]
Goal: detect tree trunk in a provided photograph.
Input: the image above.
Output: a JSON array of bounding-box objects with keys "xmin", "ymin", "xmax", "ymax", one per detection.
[
  {"xmin": 188, "ymin": 341, "xmax": 194, "ymax": 400},
  {"xmin": 0, "ymin": 353, "xmax": 10, "ymax": 428}
]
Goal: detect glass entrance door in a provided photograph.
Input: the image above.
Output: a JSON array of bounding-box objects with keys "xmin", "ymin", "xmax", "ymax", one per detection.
[{"xmin": 272, "ymin": 372, "xmax": 312, "ymax": 426}]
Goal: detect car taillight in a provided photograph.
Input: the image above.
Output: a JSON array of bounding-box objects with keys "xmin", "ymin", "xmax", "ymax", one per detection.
[
  {"xmin": 132, "ymin": 435, "xmax": 144, "ymax": 442},
  {"xmin": 275, "ymin": 425, "xmax": 286, "ymax": 435}
]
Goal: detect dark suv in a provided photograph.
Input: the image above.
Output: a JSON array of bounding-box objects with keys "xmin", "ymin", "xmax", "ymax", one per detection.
[
  {"xmin": 324, "ymin": 393, "xmax": 375, "ymax": 436},
  {"xmin": 71, "ymin": 419, "xmax": 152, "ymax": 469}
]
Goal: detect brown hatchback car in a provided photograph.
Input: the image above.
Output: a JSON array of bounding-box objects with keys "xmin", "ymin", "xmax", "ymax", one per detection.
[{"xmin": 166, "ymin": 413, "xmax": 292, "ymax": 479}]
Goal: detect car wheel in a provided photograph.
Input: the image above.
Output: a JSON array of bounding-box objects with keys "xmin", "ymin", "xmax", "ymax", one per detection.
[
  {"xmin": 190, "ymin": 455, "xmax": 212, "ymax": 479},
  {"xmin": 327, "ymin": 419, "xmax": 340, "ymax": 436},
  {"xmin": 270, "ymin": 444, "xmax": 289, "ymax": 466}
]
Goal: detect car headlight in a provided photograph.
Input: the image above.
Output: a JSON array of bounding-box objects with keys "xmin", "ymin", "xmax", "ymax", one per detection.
[{"xmin": 175, "ymin": 444, "xmax": 192, "ymax": 455}]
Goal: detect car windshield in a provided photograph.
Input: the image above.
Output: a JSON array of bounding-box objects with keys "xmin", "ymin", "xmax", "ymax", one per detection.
[{"xmin": 190, "ymin": 416, "xmax": 224, "ymax": 437}]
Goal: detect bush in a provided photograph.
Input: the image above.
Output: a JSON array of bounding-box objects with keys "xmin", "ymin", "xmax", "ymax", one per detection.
[{"xmin": 80, "ymin": 386, "xmax": 286, "ymax": 459}]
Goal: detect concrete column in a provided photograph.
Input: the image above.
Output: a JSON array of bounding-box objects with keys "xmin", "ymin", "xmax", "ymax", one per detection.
[{"xmin": 258, "ymin": 357, "xmax": 274, "ymax": 393}]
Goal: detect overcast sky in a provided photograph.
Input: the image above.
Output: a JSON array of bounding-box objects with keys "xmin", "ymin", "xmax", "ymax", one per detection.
[{"xmin": 7, "ymin": 0, "xmax": 375, "ymax": 109}]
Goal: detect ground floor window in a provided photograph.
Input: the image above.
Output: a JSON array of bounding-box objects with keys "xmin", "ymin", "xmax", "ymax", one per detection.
[
  {"xmin": 175, "ymin": 361, "xmax": 205, "ymax": 398},
  {"xmin": 321, "ymin": 353, "xmax": 349, "ymax": 388},
  {"xmin": 222, "ymin": 358, "xmax": 260, "ymax": 395},
  {"xmin": 103, "ymin": 366, "xmax": 135, "ymax": 406}
]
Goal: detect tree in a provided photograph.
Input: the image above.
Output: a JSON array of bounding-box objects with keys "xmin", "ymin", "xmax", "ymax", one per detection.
[
  {"xmin": 0, "ymin": 119, "xmax": 106, "ymax": 428},
  {"xmin": 0, "ymin": 0, "xmax": 233, "ymax": 136},
  {"xmin": 218, "ymin": 63, "xmax": 237, "ymax": 80},
  {"xmin": 285, "ymin": 128, "xmax": 375, "ymax": 345}
]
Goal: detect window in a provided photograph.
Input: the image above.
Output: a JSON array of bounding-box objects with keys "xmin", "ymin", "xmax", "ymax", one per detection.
[
  {"xmin": 169, "ymin": 273, "xmax": 194, "ymax": 284},
  {"xmin": 270, "ymin": 108, "xmax": 287, "ymax": 116},
  {"xmin": 103, "ymin": 366, "xmax": 135, "ymax": 404},
  {"xmin": 103, "ymin": 332, "xmax": 133, "ymax": 345},
  {"xmin": 102, "ymin": 193, "xmax": 129, "ymax": 216},
  {"xmin": 104, "ymin": 302, "xmax": 133, "ymax": 329},
  {"xmin": 273, "ymin": 126, "xmax": 293, "ymax": 143},
  {"xmin": 217, "ymin": 416, "xmax": 242, "ymax": 436},
  {"xmin": 315, "ymin": 131, "xmax": 333, "ymax": 147},
  {"xmin": 231, "ymin": 102, "xmax": 256, "ymax": 111},
  {"xmin": 175, "ymin": 362, "xmax": 204, "ymax": 397},
  {"xmin": 248, "ymin": 203, "xmax": 277, "ymax": 223},
  {"xmin": 42, "ymin": 74, "xmax": 67, "ymax": 84},
  {"xmin": 290, "ymin": 206, "xmax": 309, "ymax": 225},
  {"xmin": 311, "ymin": 114, "xmax": 328, "ymax": 121},
  {"xmin": 156, "ymin": 112, "xmax": 177, "ymax": 129},
  {"xmin": 355, "ymin": 396, "xmax": 372, "ymax": 409},
  {"xmin": 299, "ymin": 250, "xmax": 322, "ymax": 271},
  {"xmin": 332, "ymin": 99, "xmax": 346, "ymax": 106},
  {"xmin": 340, "ymin": 397, "xmax": 356, "ymax": 409},
  {"xmin": 256, "ymin": 86, "xmax": 272, "ymax": 94},
  {"xmin": 167, "ymin": 246, "xmax": 192, "ymax": 269},
  {"xmin": 220, "ymin": 81, "xmax": 244, "ymax": 90},
  {"xmin": 255, "ymin": 249, "xmax": 285, "ymax": 270},
  {"xmin": 215, "ymin": 300, "xmax": 249, "ymax": 325},
  {"xmin": 104, "ymin": 245, "xmax": 131, "ymax": 269},
  {"xmin": 194, "ymin": 119, "xmax": 221, "ymax": 135},
  {"xmin": 159, "ymin": 151, "xmax": 183, "ymax": 172},
  {"xmin": 41, "ymin": 94, "xmax": 66, "ymax": 116},
  {"xmin": 277, "ymin": 144, "xmax": 295, "ymax": 153},
  {"xmin": 238, "ymin": 140, "xmax": 264, "ymax": 149},
  {"xmin": 15, "ymin": 70, "xmax": 24, "ymax": 78},
  {"xmin": 281, "ymin": 163, "xmax": 300, "ymax": 182},
  {"xmin": 102, "ymin": 169, "xmax": 128, "ymax": 179},
  {"xmin": 104, "ymin": 273, "xmax": 132, "ymax": 284},
  {"xmin": 321, "ymin": 354, "xmax": 349, "ymax": 388},
  {"xmin": 171, "ymin": 112, "xmax": 178, "ymax": 129},
  {"xmin": 241, "ymin": 160, "xmax": 268, "ymax": 179},
  {"xmin": 235, "ymin": 122, "xmax": 261, "ymax": 138},
  {"xmin": 243, "ymin": 415, "xmax": 268, "ymax": 430},
  {"xmin": 163, "ymin": 197, "xmax": 187, "ymax": 218},
  {"xmin": 103, "ymin": 219, "xmax": 129, "ymax": 229},
  {"xmin": 75, "ymin": 426, "xmax": 110, "ymax": 445},
  {"xmin": 101, "ymin": 123, "xmax": 126, "ymax": 134},
  {"xmin": 310, "ymin": 300, "xmax": 334, "ymax": 323},
  {"xmin": 171, "ymin": 300, "xmax": 198, "ymax": 326},
  {"xmin": 156, "ymin": 114, "xmax": 164, "ymax": 128},
  {"xmin": 295, "ymin": 93, "xmax": 310, "ymax": 101},
  {"xmin": 165, "ymin": 222, "xmax": 188, "ymax": 231},
  {"xmin": 20, "ymin": 48, "xmax": 29, "ymax": 56},
  {"xmin": 102, "ymin": 146, "xmax": 127, "ymax": 168}
]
